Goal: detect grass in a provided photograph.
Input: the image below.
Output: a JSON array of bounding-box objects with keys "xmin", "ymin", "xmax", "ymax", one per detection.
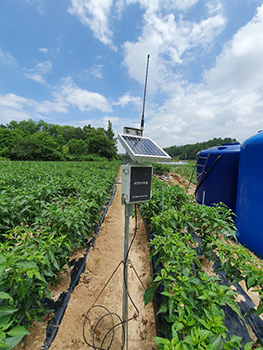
[{"xmin": 152, "ymin": 161, "xmax": 197, "ymax": 184}]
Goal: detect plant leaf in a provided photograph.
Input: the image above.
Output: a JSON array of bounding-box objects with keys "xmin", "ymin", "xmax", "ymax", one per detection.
[
  {"xmin": 144, "ymin": 286, "xmax": 155, "ymax": 306},
  {"xmin": 7, "ymin": 326, "xmax": 30, "ymax": 337},
  {"xmin": 0, "ymin": 306, "xmax": 18, "ymax": 317}
]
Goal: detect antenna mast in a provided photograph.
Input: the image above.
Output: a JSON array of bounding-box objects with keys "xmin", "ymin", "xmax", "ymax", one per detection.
[{"xmin": 141, "ymin": 54, "xmax": 150, "ymax": 135}]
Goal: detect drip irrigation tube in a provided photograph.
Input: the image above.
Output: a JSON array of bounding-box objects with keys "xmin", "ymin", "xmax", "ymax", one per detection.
[{"xmin": 41, "ymin": 185, "xmax": 117, "ymax": 350}]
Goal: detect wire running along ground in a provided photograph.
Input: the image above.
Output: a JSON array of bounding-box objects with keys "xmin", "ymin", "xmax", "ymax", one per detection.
[{"xmin": 83, "ymin": 205, "xmax": 144, "ymax": 350}]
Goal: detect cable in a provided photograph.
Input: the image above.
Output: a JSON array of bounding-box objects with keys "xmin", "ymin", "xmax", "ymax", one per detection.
[{"xmin": 83, "ymin": 205, "xmax": 140, "ymax": 349}]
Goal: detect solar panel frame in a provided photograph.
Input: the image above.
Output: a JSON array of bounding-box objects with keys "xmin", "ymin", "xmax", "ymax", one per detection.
[{"xmin": 118, "ymin": 133, "xmax": 171, "ymax": 162}]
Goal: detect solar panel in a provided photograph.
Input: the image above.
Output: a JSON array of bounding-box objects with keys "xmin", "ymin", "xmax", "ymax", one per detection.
[{"xmin": 118, "ymin": 134, "xmax": 171, "ymax": 162}]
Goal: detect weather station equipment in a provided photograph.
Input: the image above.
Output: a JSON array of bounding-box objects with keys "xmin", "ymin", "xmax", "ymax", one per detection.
[{"xmin": 118, "ymin": 55, "xmax": 171, "ymax": 349}]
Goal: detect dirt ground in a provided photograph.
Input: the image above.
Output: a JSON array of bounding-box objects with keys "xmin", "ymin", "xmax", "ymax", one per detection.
[
  {"xmin": 157, "ymin": 172, "xmax": 196, "ymax": 195},
  {"xmin": 16, "ymin": 168, "xmax": 157, "ymax": 350}
]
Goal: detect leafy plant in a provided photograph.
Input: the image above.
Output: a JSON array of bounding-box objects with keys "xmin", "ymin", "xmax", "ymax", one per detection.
[
  {"xmin": 140, "ymin": 178, "xmax": 263, "ymax": 349},
  {"xmin": 0, "ymin": 160, "xmax": 120, "ymax": 348}
]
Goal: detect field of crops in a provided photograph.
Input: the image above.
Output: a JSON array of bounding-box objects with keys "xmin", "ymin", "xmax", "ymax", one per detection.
[
  {"xmin": 0, "ymin": 160, "xmax": 120, "ymax": 350},
  {"xmin": 2, "ymin": 160, "xmax": 263, "ymax": 350},
  {"xmin": 140, "ymin": 177, "xmax": 263, "ymax": 350}
]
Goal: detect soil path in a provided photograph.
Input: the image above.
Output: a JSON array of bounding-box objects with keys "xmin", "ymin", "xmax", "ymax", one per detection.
[{"xmin": 49, "ymin": 168, "xmax": 157, "ymax": 350}]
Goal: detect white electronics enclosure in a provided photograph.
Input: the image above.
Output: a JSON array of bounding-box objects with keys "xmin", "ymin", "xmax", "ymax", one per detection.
[{"xmin": 122, "ymin": 164, "xmax": 153, "ymax": 204}]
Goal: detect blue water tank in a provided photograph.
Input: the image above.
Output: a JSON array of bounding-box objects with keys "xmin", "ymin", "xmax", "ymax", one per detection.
[
  {"xmin": 195, "ymin": 143, "xmax": 240, "ymax": 212},
  {"xmin": 235, "ymin": 131, "xmax": 263, "ymax": 257}
]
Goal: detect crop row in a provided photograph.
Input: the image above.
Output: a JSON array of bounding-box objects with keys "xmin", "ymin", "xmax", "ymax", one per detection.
[
  {"xmin": 140, "ymin": 177, "xmax": 263, "ymax": 350},
  {"xmin": 0, "ymin": 161, "xmax": 120, "ymax": 350}
]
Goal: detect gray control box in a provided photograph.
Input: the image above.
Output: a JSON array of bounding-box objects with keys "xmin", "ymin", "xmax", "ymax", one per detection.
[{"xmin": 122, "ymin": 164, "xmax": 152, "ymax": 204}]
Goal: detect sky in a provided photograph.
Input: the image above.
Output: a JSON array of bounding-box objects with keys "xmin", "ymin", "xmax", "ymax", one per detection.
[{"xmin": 0, "ymin": 0, "xmax": 263, "ymax": 152}]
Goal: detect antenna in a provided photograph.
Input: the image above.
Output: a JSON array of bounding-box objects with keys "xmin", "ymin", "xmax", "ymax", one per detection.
[
  {"xmin": 141, "ymin": 54, "xmax": 150, "ymax": 135},
  {"xmin": 118, "ymin": 53, "xmax": 170, "ymax": 350}
]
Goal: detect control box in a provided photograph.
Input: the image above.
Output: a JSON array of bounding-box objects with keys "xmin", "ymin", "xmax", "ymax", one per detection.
[{"xmin": 122, "ymin": 164, "xmax": 152, "ymax": 204}]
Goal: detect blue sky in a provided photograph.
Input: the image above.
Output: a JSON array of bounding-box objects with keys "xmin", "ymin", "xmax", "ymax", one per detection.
[{"xmin": 0, "ymin": 0, "xmax": 263, "ymax": 151}]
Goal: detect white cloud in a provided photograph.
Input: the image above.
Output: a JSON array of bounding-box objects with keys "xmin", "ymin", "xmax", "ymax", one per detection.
[
  {"xmin": 120, "ymin": 2, "xmax": 263, "ymax": 150},
  {"xmin": 35, "ymin": 100, "xmax": 68, "ymax": 114},
  {"xmin": 205, "ymin": 4, "xmax": 263, "ymax": 90},
  {"xmin": 55, "ymin": 77, "xmax": 112, "ymax": 113},
  {"xmin": 0, "ymin": 93, "xmax": 37, "ymax": 125},
  {"xmin": 68, "ymin": 0, "xmax": 116, "ymax": 49},
  {"xmin": 24, "ymin": 60, "xmax": 53, "ymax": 84},
  {"xmin": 205, "ymin": 0, "xmax": 223, "ymax": 16},
  {"xmin": 145, "ymin": 85, "xmax": 263, "ymax": 148},
  {"xmin": 24, "ymin": 73, "xmax": 46, "ymax": 84},
  {"xmin": 0, "ymin": 107, "xmax": 32, "ymax": 125},
  {"xmin": 114, "ymin": 92, "xmax": 141, "ymax": 107},
  {"xmin": 126, "ymin": 0, "xmax": 199, "ymax": 12},
  {"xmin": 38, "ymin": 47, "xmax": 49, "ymax": 54},
  {"xmin": 0, "ymin": 92, "xmax": 67, "ymax": 118},
  {"xmin": 123, "ymin": 1, "xmax": 226, "ymax": 92},
  {"xmin": 0, "ymin": 93, "xmax": 31, "ymax": 110},
  {"xmin": 0, "ymin": 47, "xmax": 17, "ymax": 66},
  {"xmin": 36, "ymin": 61, "xmax": 53, "ymax": 74},
  {"xmin": 75, "ymin": 115, "xmax": 122, "ymax": 130},
  {"xmin": 0, "ymin": 75, "xmax": 112, "ymax": 125},
  {"xmin": 90, "ymin": 64, "xmax": 103, "ymax": 79},
  {"xmin": 115, "ymin": 0, "xmax": 125, "ymax": 16}
]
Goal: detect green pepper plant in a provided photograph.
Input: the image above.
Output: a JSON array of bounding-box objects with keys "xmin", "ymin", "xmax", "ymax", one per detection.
[
  {"xmin": 0, "ymin": 160, "xmax": 120, "ymax": 349},
  {"xmin": 140, "ymin": 178, "xmax": 263, "ymax": 350}
]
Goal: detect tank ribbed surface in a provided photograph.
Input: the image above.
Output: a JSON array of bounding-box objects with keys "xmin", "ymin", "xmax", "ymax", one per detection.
[{"xmin": 195, "ymin": 143, "xmax": 240, "ymax": 212}]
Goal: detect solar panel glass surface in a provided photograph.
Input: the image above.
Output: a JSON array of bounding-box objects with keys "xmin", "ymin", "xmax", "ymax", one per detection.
[{"xmin": 122, "ymin": 135, "xmax": 167, "ymax": 157}]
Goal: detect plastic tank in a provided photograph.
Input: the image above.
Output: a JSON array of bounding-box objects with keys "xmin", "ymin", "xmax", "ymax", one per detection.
[
  {"xmin": 235, "ymin": 131, "xmax": 263, "ymax": 257},
  {"xmin": 195, "ymin": 143, "xmax": 240, "ymax": 212}
]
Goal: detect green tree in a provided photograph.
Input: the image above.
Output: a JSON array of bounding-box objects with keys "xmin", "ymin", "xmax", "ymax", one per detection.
[
  {"xmin": 6, "ymin": 120, "xmax": 19, "ymax": 131},
  {"xmin": 10, "ymin": 132, "xmax": 62, "ymax": 161},
  {"xmin": 19, "ymin": 119, "xmax": 39, "ymax": 134},
  {"xmin": 86, "ymin": 132, "xmax": 117, "ymax": 159},
  {"xmin": 68, "ymin": 139, "xmax": 87, "ymax": 156},
  {"xmin": 3, "ymin": 119, "xmax": 118, "ymax": 161},
  {"xmin": 164, "ymin": 137, "xmax": 239, "ymax": 160},
  {"xmin": 0, "ymin": 128, "xmax": 24, "ymax": 158}
]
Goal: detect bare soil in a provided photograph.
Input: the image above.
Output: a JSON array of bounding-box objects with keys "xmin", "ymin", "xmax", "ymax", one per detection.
[
  {"xmin": 157, "ymin": 172, "xmax": 195, "ymax": 195},
  {"xmin": 16, "ymin": 168, "xmax": 157, "ymax": 350}
]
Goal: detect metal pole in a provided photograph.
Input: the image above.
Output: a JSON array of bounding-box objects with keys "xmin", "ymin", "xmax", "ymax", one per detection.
[
  {"xmin": 162, "ymin": 185, "xmax": 164, "ymax": 212},
  {"xmin": 122, "ymin": 203, "xmax": 133, "ymax": 349}
]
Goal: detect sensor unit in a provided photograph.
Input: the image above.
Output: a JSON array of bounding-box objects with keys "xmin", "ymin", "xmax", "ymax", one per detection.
[{"xmin": 122, "ymin": 164, "xmax": 152, "ymax": 204}]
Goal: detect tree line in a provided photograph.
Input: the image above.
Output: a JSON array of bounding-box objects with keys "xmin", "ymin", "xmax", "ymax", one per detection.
[
  {"xmin": 0, "ymin": 119, "xmax": 118, "ymax": 161},
  {"xmin": 164, "ymin": 137, "xmax": 239, "ymax": 160}
]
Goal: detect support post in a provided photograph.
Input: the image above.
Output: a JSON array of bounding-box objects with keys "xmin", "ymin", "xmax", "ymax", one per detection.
[{"xmin": 122, "ymin": 203, "xmax": 133, "ymax": 349}]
